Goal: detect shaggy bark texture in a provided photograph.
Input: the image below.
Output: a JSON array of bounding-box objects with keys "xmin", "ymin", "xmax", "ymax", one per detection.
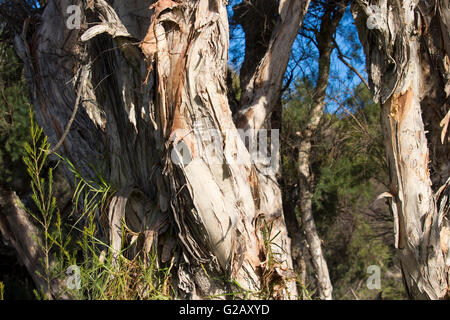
[
  {"xmin": 11, "ymin": 0, "xmax": 311, "ymax": 299},
  {"xmin": 353, "ymin": 0, "xmax": 449, "ymax": 299}
]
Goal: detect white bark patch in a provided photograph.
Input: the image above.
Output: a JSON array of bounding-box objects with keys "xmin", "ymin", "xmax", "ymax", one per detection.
[{"xmin": 353, "ymin": 0, "xmax": 450, "ymax": 299}]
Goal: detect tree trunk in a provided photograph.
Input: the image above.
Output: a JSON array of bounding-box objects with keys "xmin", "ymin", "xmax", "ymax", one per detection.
[
  {"xmin": 232, "ymin": 0, "xmax": 311, "ymax": 297},
  {"xmin": 0, "ymin": 188, "xmax": 69, "ymax": 299},
  {"xmin": 296, "ymin": 1, "xmax": 347, "ymax": 300},
  {"xmin": 352, "ymin": 0, "xmax": 449, "ymax": 299},
  {"xmin": 235, "ymin": 0, "xmax": 310, "ymax": 133},
  {"xmin": 12, "ymin": 0, "xmax": 309, "ymax": 299}
]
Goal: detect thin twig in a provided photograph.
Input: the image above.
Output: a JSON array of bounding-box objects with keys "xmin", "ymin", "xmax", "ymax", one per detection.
[
  {"xmin": 350, "ymin": 288, "xmax": 360, "ymax": 300},
  {"xmin": 47, "ymin": 65, "xmax": 89, "ymax": 155},
  {"xmin": 332, "ymin": 38, "xmax": 370, "ymax": 89}
]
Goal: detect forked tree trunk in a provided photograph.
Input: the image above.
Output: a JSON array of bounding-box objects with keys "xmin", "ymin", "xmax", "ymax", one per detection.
[
  {"xmin": 12, "ymin": 0, "xmax": 309, "ymax": 299},
  {"xmin": 352, "ymin": 0, "xmax": 449, "ymax": 299},
  {"xmin": 231, "ymin": 0, "xmax": 310, "ymax": 297},
  {"xmin": 296, "ymin": 1, "xmax": 347, "ymax": 300}
]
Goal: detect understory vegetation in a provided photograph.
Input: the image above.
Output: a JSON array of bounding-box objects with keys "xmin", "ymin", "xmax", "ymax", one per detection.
[
  {"xmin": 0, "ymin": 49, "xmax": 405, "ymax": 300},
  {"xmin": 280, "ymin": 79, "xmax": 405, "ymax": 299},
  {"xmin": 0, "ymin": 0, "xmax": 416, "ymax": 300}
]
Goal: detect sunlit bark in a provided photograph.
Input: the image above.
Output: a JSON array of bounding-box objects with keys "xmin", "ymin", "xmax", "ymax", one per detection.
[
  {"xmin": 11, "ymin": 0, "xmax": 312, "ymax": 298},
  {"xmin": 353, "ymin": 0, "xmax": 449, "ymax": 299}
]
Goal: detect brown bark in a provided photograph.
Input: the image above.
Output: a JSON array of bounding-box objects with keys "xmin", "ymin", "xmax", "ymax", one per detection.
[
  {"xmin": 0, "ymin": 188, "xmax": 69, "ymax": 299},
  {"xmin": 352, "ymin": 0, "xmax": 450, "ymax": 299},
  {"xmin": 11, "ymin": 0, "xmax": 309, "ymax": 299}
]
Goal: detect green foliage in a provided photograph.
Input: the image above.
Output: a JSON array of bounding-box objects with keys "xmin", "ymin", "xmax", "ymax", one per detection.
[
  {"xmin": 311, "ymin": 83, "xmax": 388, "ymax": 237},
  {"xmin": 0, "ymin": 45, "xmax": 31, "ymax": 191},
  {"xmin": 22, "ymin": 117, "xmax": 63, "ymax": 298},
  {"xmin": 0, "ymin": 30, "xmax": 407, "ymax": 300},
  {"xmin": 330, "ymin": 215, "xmax": 405, "ymax": 300},
  {"xmin": 70, "ymin": 224, "xmax": 175, "ymax": 300},
  {"xmin": 280, "ymin": 77, "xmax": 316, "ymax": 196},
  {"xmin": 281, "ymin": 79, "xmax": 406, "ymax": 300},
  {"xmin": 22, "ymin": 117, "xmax": 174, "ymax": 300},
  {"xmin": 62, "ymin": 155, "xmax": 113, "ymax": 232},
  {"xmin": 0, "ymin": 281, "xmax": 4, "ymax": 300}
]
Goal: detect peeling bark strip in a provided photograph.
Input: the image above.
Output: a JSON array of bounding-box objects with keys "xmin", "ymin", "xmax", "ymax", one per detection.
[
  {"xmin": 352, "ymin": 0, "xmax": 450, "ymax": 299},
  {"xmin": 15, "ymin": 0, "xmax": 298, "ymax": 298},
  {"xmin": 230, "ymin": 0, "xmax": 312, "ymax": 299}
]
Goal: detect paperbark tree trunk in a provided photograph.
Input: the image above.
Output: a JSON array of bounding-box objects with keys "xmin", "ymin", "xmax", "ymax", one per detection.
[
  {"xmin": 235, "ymin": 0, "xmax": 310, "ymax": 133},
  {"xmin": 296, "ymin": 1, "xmax": 347, "ymax": 300},
  {"xmin": 232, "ymin": 0, "xmax": 311, "ymax": 296},
  {"xmin": 352, "ymin": 0, "xmax": 450, "ymax": 299},
  {"xmin": 11, "ymin": 0, "xmax": 309, "ymax": 299}
]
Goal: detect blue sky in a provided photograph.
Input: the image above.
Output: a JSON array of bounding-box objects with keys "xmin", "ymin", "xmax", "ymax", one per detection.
[{"xmin": 226, "ymin": 3, "xmax": 368, "ymax": 113}]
